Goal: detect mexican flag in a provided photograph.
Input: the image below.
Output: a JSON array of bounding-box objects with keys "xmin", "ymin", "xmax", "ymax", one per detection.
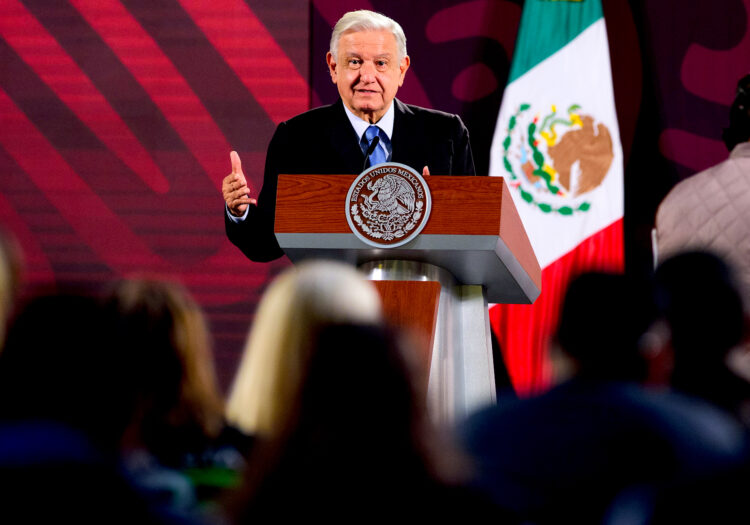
[{"xmin": 489, "ymin": 0, "xmax": 624, "ymax": 394}]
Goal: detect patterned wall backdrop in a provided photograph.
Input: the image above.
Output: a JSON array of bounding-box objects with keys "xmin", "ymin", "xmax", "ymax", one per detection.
[
  {"xmin": 0, "ymin": 0, "xmax": 309, "ymax": 388},
  {"xmin": 1, "ymin": 0, "xmax": 747, "ymax": 390}
]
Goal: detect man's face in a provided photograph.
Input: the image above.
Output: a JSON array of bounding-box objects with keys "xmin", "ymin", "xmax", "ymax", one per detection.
[{"xmin": 326, "ymin": 29, "xmax": 410, "ymax": 124}]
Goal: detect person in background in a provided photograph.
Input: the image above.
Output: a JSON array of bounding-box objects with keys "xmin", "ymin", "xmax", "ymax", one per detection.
[
  {"xmin": 106, "ymin": 278, "xmax": 250, "ymax": 514},
  {"xmin": 653, "ymin": 251, "xmax": 750, "ymax": 425},
  {"xmin": 654, "ymin": 74, "xmax": 750, "ymax": 309},
  {"xmin": 224, "ymin": 261, "xmax": 383, "ymax": 438},
  {"xmin": 462, "ymin": 272, "xmax": 749, "ymax": 524},
  {"xmin": 224, "ymin": 262, "xmax": 504, "ymax": 522},
  {"xmin": 604, "ymin": 252, "xmax": 750, "ymax": 524},
  {"xmin": 0, "ymin": 291, "xmax": 137, "ymax": 450},
  {"xmin": 0, "ymin": 290, "xmax": 196, "ymax": 524}
]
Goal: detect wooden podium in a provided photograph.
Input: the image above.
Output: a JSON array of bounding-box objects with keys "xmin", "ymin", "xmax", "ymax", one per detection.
[{"xmin": 275, "ymin": 174, "xmax": 541, "ymax": 425}]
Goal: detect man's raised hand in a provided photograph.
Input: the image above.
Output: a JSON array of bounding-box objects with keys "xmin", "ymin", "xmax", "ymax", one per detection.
[{"xmin": 222, "ymin": 151, "xmax": 256, "ymax": 217}]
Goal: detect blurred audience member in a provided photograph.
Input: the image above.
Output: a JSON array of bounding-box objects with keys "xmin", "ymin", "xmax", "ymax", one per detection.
[
  {"xmin": 225, "ymin": 261, "xmax": 383, "ymax": 438},
  {"xmin": 106, "ymin": 278, "xmax": 249, "ymax": 512},
  {"xmin": 654, "ymin": 250, "xmax": 750, "ymax": 424},
  {"xmin": 0, "ymin": 291, "xmax": 136, "ymax": 447},
  {"xmin": 0, "ymin": 418, "xmax": 197, "ymax": 525},
  {"xmin": 0, "ymin": 290, "xmax": 193, "ymax": 524},
  {"xmin": 654, "ymin": 74, "xmax": 750, "ymax": 308},
  {"xmin": 462, "ymin": 272, "xmax": 749, "ymax": 524},
  {"xmin": 225, "ymin": 262, "xmax": 506, "ymax": 522}
]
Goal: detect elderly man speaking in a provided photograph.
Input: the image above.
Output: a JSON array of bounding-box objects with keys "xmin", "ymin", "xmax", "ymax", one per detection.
[{"xmin": 222, "ymin": 10, "xmax": 476, "ymax": 262}]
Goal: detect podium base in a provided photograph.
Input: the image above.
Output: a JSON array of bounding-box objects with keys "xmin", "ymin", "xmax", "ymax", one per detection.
[{"xmin": 361, "ymin": 260, "xmax": 496, "ymax": 427}]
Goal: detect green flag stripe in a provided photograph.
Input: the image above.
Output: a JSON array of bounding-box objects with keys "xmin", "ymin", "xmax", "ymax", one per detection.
[{"xmin": 507, "ymin": 0, "xmax": 603, "ymax": 84}]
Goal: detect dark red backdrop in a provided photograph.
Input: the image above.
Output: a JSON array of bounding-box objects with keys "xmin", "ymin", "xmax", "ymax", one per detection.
[{"xmin": 1, "ymin": 0, "xmax": 747, "ymax": 389}]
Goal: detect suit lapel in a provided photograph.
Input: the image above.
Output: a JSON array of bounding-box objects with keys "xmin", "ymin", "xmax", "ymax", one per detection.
[
  {"xmin": 329, "ymin": 99, "xmax": 367, "ymax": 174},
  {"xmin": 391, "ymin": 99, "xmax": 425, "ymax": 170}
]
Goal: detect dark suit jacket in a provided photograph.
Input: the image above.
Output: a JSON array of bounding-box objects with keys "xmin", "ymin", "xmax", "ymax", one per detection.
[{"xmin": 226, "ymin": 98, "xmax": 476, "ymax": 262}]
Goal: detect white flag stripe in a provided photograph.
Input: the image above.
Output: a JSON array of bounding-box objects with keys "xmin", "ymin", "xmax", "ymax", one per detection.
[{"xmin": 490, "ymin": 19, "xmax": 623, "ymax": 268}]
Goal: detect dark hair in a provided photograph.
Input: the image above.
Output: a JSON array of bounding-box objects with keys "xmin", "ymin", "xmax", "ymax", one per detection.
[
  {"xmin": 722, "ymin": 74, "xmax": 750, "ymax": 151},
  {"xmin": 655, "ymin": 251, "xmax": 744, "ymax": 360},
  {"xmin": 0, "ymin": 291, "xmax": 138, "ymax": 447},
  {"xmin": 555, "ymin": 272, "xmax": 655, "ymax": 381},
  {"xmin": 230, "ymin": 323, "xmax": 464, "ymax": 521},
  {"xmin": 655, "ymin": 251, "xmax": 750, "ymax": 417}
]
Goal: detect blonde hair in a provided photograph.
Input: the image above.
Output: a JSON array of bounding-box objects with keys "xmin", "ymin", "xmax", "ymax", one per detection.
[{"xmin": 226, "ymin": 261, "xmax": 382, "ymax": 437}]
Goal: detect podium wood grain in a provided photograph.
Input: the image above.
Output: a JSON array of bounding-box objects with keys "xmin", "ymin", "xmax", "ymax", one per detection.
[
  {"xmin": 275, "ymin": 174, "xmax": 502, "ymax": 234},
  {"xmin": 276, "ymin": 174, "xmax": 540, "ymax": 291},
  {"xmin": 371, "ymin": 280, "xmax": 440, "ymax": 386}
]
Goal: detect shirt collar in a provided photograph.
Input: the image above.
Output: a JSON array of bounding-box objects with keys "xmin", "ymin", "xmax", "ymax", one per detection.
[{"xmin": 342, "ymin": 101, "xmax": 395, "ymax": 141}]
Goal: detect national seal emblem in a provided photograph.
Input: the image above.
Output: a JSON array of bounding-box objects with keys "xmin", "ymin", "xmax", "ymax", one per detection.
[
  {"xmin": 501, "ymin": 103, "xmax": 614, "ymax": 216},
  {"xmin": 345, "ymin": 162, "xmax": 431, "ymax": 248}
]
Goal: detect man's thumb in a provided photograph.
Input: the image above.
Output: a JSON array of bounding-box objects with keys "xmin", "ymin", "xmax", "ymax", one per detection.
[{"xmin": 230, "ymin": 150, "xmax": 243, "ymax": 175}]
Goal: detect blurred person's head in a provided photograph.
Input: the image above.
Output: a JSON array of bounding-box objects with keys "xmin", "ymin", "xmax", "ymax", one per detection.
[
  {"xmin": 106, "ymin": 278, "xmax": 224, "ymax": 460},
  {"xmin": 0, "ymin": 290, "xmax": 136, "ymax": 448},
  {"xmin": 654, "ymin": 251, "xmax": 746, "ymax": 391},
  {"xmin": 655, "ymin": 251, "xmax": 744, "ymax": 359},
  {"xmin": 229, "ymin": 322, "xmax": 472, "ymax": 521},
  {"xmin": 286, "ymin": 323, "xmax": 426, "ymax": 455},
  {"xmin": 722, "ymin": 73, "xmax": 750, "ymax": 151},
  {"xmin": 554, "ymin": 272, "xmax": 655, "ymax": 382},
  {"xmin": 225, "ymin": 260, "xmax": 382, "ymax": 438}
]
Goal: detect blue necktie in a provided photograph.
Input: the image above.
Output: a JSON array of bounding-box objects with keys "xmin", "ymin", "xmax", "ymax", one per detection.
[{"xmin": 363, "ymin": 125, "xmax": 387, "ymax": 168}]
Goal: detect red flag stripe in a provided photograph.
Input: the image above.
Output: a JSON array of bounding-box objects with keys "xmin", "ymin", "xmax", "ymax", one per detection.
[
  {"xmin": 178, "ymin": 0, "xmax": 308, "ymax": 124},
  {"xmin": 0, "ymin": 0, "xmax": 169, "ymax": 194},
  {"xmin": 70, "ymin": 0, "xmax": 233, "ymax": 191},
  {"xmin": 490, "ymin": 218, "xmax": 624, "ymax": 395}
]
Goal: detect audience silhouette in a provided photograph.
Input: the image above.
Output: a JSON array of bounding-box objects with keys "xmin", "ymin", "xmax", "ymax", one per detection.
[
  {"xmin": 654, "ymin": 250, "xmax": 750, "ymax": 423},
  {"xmin": 224, "ymin": 261, "xmax": 505, "ymax": 522},
  {"xmin": 230, "ymin": 323, "xmax": 504, "ymax": 521},
  {"xmin": 0, "ymin": 290, "xmax": 197, "ymax": 524},
  {"xmin": 602, "ymin": 252, "xmax": 750, "ymax": 524},
  {"xmin": 224, "ymin": 261, "xmax": 383, "ymax": 439},
  {"xmin": 462, "ymin": 272, "xmax": 749, "ymax": 524},
  {"xmin": 1, "ymin": 248, "xmax": 749, "ymax": 524},
  {"xmin": 105, "ymin": 278, "xmax": 249, "ymax": 513}
]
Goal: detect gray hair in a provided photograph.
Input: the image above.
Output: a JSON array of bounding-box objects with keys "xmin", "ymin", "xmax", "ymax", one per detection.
[{"xmin": 329, "ymin": 10, "xmax": 407, "ymax": 60}]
